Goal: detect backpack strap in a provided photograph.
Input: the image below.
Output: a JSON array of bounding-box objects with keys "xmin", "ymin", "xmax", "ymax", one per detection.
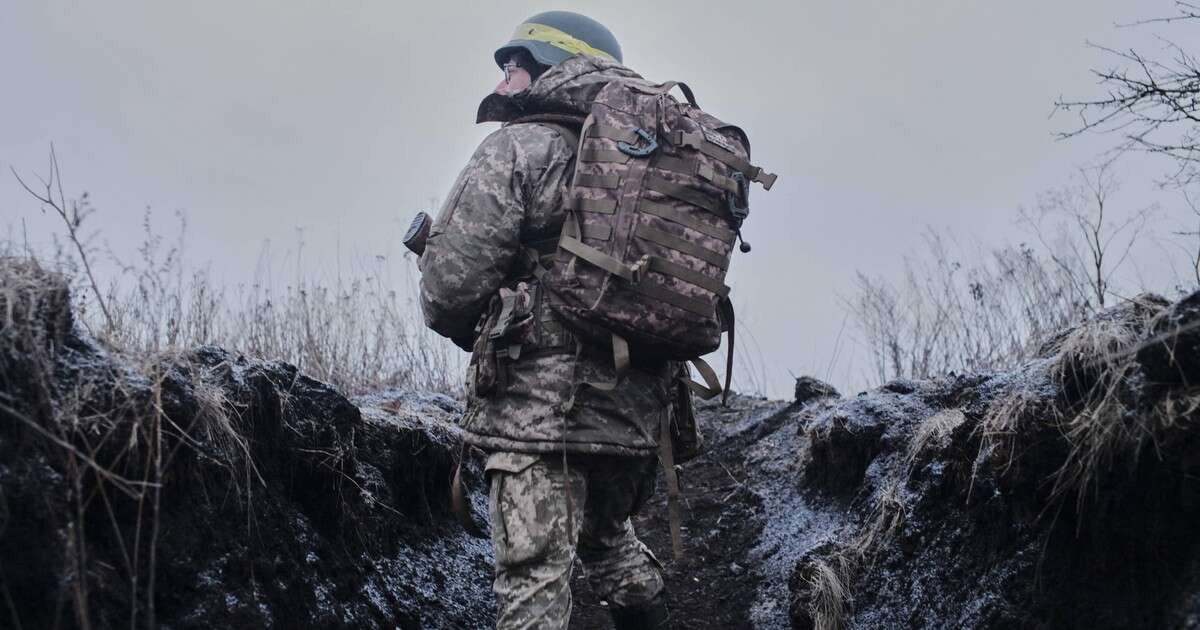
[
  {"xmin": 505, "ymin": 114, "xmax": 584, "ymax": 282},
  {"xmin": 659, "ymin": 407, "xmax": 685, "ymax": 560},
  {"xmin": 632, "ymin": 80, "xmax": 700, "ymax": 108},
  {"xmin": 559, "ymin": 215, "xmax": 641, "ymax": 282},
  {"xmin": 719, "ymin": 296, "xmax": 735, "ymax": 406},
  {"xmin": 681, "ymin": 357, "xmax": 722, "ymax": 400},
  {"xmin": 674, "ymin": 299, "xmax": 735, "ymax": 405},
  {"xmin": 450, "ymin": 443, "xmax": 487, "ymax": 539}
]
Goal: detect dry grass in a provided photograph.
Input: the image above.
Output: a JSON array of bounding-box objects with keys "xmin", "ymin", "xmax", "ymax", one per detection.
[
  {"xmin": 0, "ymin": 154, "xmax": 497, "ymax": 627},
  {"xmin": 853, "ymin": 481, "xmax": 907, "ymax": 561},
  {"xmin": 3, "ymin": 154, "xmax": 460, "ymax": 626},
  {"xmin": 799, "ymin": 408, "xmax": 971, "ymax": 626},
  {"xmin": 1044, "ymin": 298, "xmax": 1166, "ymax": 513},
  {"xmin": 7, "ymin": 209, "xmax": 459, "ymax": 397},
  {"xmin": 2, "ymin": 256, "xmax": 325, "ymax": 629},
  {"xmin": 804, "ymin": 552, "xmax": 856, "ymax": 630},
  {"xmin": 850, "ymin": 230, "xmax": 1090, "ymax": 384},
  {"xmin": 906, "ymin": 409, "xmax": 964, "ymax": 472},
  {"xmin": 1152, "ymin": 388, "xmax": 1200, "ymax": 436},
  {"xmin": 976, "ymin": 383, "xmax": 1047, "ymax": 487},
  {"xmin": 799, "ymin": 478, "xmax": 910, "ymax": 628},
  {"xmin": 7, "ymin": 150, "xmax": 459, "ymax": 395},
  {"xmin": 973, "ymin": 295, "xmax": 1194, "ymax": 521}
]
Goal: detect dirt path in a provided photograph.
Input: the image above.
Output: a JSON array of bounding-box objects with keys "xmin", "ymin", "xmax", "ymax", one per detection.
[{"xmin": 570, "ymin": 397, "xmax": 797, "ymax": 630}]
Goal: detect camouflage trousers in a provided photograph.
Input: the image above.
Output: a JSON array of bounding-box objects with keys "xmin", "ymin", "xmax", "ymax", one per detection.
[{"xmin": 485, "ymin": 451, "xmax": 664, "ymax": 630}]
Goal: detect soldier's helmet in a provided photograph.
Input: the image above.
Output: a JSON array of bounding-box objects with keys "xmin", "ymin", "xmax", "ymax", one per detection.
[{"xmin": 493, "ymin": 11, "xmax": 622, "ymax": 69}]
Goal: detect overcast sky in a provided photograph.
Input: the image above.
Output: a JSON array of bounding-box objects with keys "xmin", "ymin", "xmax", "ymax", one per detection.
[{"xmin": 3, "ymin": 0, "xmax": 1194, "ymax": 396}]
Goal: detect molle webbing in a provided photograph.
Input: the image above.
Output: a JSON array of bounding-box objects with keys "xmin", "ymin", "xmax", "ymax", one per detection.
[
  {"xmin": 696, "ymin": 163, "xmax": 742, "ymax": 195},
  {"xmin": 639, "ymin": 200, "xmax": 735, "ymax": 242},
  {"xmin": 579, "ymin": 147, "xmax": 631, "ymax": 164},
  {"xmin": 567, "ymin": 197, "xmax": 618, "ymax": 214},
  {"xmin": 644, "ymin": 175, "xmax": 727, "ymax": 218},
  {"xmin": 630, "ymin": 280, "xmax": 715, "ymax": 318},
  {"xmin": 559, "ymin": 233, "xmax": 637, "ymax": 282},
  {"xmin": 578, "ymin": 223, "xmax": 613, "ymax": 241},
  {"xmin": 650, "ymin": 155, "xmax": 695, "ymax": 177},
  {"xmin": 528, "ymin": 76, "xmax": 771, "ymax": 418},
  {"xmin": 668, "ymin": 130, "xmax": 778, "ymax": 190},
  {"xmin": 646, "ymin": 257, "xmax": 731, "ymax": 297},
  {"xmin": 588, "ymin": 123, "xmax": 640, "ymax": 144},
  {"xmin": 634, "ymin": 224, "xmax": 728, "ymax": 269},
  {"xmin": 651, "ymin": 155, "xmax": 741, "ymax": 196},
  {"xmin": 574, "ymin": 173, "xmax": 621, "ymax": 189}
]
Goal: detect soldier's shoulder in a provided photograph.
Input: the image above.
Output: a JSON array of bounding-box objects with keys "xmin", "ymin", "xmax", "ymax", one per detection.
[{"xmin": 484, "ymin": 123, "xmax": 572, "ymax": 154}]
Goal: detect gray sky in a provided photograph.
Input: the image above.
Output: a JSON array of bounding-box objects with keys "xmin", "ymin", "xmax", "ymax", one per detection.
[{"xmin": 3, "ymin": 0, "xmax": 1194, "ymax": 396}]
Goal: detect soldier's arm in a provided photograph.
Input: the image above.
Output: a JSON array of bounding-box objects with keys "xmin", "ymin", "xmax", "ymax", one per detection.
[{"xmin": 419, "ymin": 125, "xmax": 572, "ymax": 347}]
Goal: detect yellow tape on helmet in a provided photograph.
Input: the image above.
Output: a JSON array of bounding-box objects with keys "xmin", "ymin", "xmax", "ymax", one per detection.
[{"xmin": 511, "ymin": 22, "xmax": 616, "ymax": 61}]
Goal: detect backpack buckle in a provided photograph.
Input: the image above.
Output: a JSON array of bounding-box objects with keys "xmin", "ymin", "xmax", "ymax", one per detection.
[
  {"xmin": 617, "ymin": 128, "xmax": 659, "ymax": 157},
  {"xmin": 727, "ymin": 171, "xmax": 749, "ymax": 224},
  {"xmin": 629, "ymin": 255, "xmax": 651, "ymax": 284}
]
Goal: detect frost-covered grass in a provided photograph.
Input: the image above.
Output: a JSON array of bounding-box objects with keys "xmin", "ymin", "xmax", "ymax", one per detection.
[
  {"xmin": 2, "ymin": 201, "xmax": 460, "ymax": 397},
  {"xmin": 849, "ymin": 231, "xmax": 1092, "ymax": 384}
]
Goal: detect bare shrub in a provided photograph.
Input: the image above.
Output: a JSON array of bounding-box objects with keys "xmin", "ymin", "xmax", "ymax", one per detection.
[
  {"xmin": 1, "ymin": 259, "xmax": 165, "ymax": 629},
  {"xmin": 1020, "ymin": 161, "xmax": 1158, "ymax": 310},
  {"xmin": 850, "ymin": 161, "xmax": 1166, "ymax": 385},
  {"xmin": 1168, "ymin": 190, "xmax": 1200, "ymax": 287},
  {"xmin": 849, "ymin": 230, "xmax": 1088, "ymax": 383},
  {"xmin": 10, "ymin": 146, "xmax": 113, "ymax": 332},
  {"xmin": 1056, "ymin": 2, "xmax": 1200, "ymax": 188},
  {"xmin": 9, "ymin": 152, "xmax": 460, "ymax": 396}
]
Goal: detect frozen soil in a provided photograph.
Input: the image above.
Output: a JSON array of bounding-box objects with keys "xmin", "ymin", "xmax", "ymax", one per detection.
[
  {"xmin": 576, "ymin": 292, "xmax": 1200, "ymax": 630},
  {"xmin": 777, "ymin": 294, "xmax": 1200, "ymax": 629},
  {"xmin": 5, "ymin": 260, "xmax": 1200, "ymax": 629},
  {"xmin": 570, "ymin": 395, "xmax": 795, "ymax": 629},
  {"xmin": 1, "ymin": 262, "xmax": 496, "ymax": 629}
]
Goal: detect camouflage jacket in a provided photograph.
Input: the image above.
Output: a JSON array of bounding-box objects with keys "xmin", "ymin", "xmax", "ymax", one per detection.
[{"xmin": 420, "ymin": 56, "xmax": 673, "ymax": 457}]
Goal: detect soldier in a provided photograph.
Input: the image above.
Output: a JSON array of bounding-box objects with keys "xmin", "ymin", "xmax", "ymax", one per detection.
[{"xmin": 419, "ymin": 10, "xmax": 674, "ymax": 630}]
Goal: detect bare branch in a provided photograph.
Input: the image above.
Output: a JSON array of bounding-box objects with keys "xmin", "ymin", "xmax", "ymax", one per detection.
[
  {"xmin": 1055, "ymin": 7, "xmax": 1200, "ymax": 187},
  {"xmin": 11, "ymin": 146, "xmax": 114, "ymax": 331}
]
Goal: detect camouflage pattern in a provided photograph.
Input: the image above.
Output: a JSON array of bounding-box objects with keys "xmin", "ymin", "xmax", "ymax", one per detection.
[
  {"xmin": 486, "ymin": 451, "xmax": 664, "ymax": 629},
  {"xmin": 540, "ymin": 64, "xmax": 757, "ymax": 361},
  {"xmin": 420, "ymin": 56, "xmax": 675, "ymax": 458},
  {"xmin": 420, "ymin": 56, "xmax": 675, "ymax": 627}
]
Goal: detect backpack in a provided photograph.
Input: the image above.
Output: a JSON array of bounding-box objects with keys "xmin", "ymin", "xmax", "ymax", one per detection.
[
  {"xmin": 517, "ymin": 79, "xmax": 776, "ymax": 402},
  {"xmin": 511, "ymin": 81, "xmax": 774, "ymax": 560}
]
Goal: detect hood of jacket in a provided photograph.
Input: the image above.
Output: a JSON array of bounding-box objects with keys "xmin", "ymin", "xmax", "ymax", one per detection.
[{"xmin": 476, "ymin": 55, "xmax": 648, "ymax": 123}]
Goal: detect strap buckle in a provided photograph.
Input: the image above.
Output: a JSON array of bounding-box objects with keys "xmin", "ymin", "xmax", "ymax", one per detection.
[
  {"xmin": 617, "ymin": 128, "xmax": 659, "ymax": 157},
  {"xmin": 629, "ymin": 255, "xmax": 651, "ymax": 284},
  {"xmin": 727, "ymin": 171, "xmax": 749, "ymax": 225},
  {"xmin": 488, "ymin": 285, "xmax": 533, "ymax": 343},
  {"xmin": 489, "ymin": 293, "xmax": 518, "ymax": 341}
]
